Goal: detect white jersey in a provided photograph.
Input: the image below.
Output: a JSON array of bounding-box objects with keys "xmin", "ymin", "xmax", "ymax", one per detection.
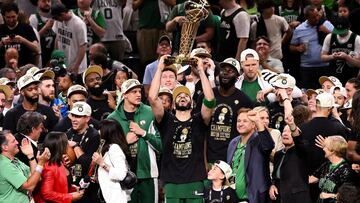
[
  {"xmin": 92, "ymin": 0, "xmax": 124, "ymax": 41},
  {"xmin": 52, "ymin": 12, "xmax": 88, "ymax": 74}
]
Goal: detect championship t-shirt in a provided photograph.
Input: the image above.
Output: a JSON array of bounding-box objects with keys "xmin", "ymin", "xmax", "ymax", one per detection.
[
  {"xmin": 196, "ymin": 88, "xmax": 254, "ymax": 162},
  {"xmin": 156, "ymin": 111, "xmax": 208, "ymax": 183}
]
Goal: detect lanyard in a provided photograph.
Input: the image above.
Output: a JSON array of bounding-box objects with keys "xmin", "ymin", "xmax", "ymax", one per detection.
[{"xmin": 209, "ymin": 187, "xmax": 223, "ymax": 202}]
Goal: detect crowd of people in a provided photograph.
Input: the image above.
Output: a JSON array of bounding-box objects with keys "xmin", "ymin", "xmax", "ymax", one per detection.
[{"xmin": 1, "ymin": 0, "xmax": 360, "ymax": 202}]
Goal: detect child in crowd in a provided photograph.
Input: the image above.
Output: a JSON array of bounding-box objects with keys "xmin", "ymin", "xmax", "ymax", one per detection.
[{"xmin": 204, "ymin": 160, "xmax": 239, "ymax": 203}]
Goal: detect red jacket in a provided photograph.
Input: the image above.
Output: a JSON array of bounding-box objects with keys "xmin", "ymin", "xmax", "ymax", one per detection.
[{"xmin": 34, "ymin": 162, "xmax": 73, "ymax": 203}]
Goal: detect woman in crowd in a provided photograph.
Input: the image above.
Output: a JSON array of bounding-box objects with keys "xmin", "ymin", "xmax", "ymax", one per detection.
[
  {"xmin": 34, "ymin": 132, "xmax": 84, "ymax": 203},
  {"xmin": 309, "ymin": 136, "xmax": 353, "ymax": 203},
  {"xmin": 92, "ymin": 119, "xmax": 131, "ymax": 203}
]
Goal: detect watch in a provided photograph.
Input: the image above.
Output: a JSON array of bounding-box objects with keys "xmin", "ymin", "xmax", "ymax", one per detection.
[{"xmin": 28, "ymin": 156, "xmax": 35, "ymax": 161}]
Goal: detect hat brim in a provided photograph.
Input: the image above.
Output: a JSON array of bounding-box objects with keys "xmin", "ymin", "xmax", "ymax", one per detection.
[
  {"xmin": 40, "ymin": 70, "xmax": 55, "ymax": 80},
  {"xmin": 124, "ymin": 84, "xmax": 143, "ymax": 94},
  {"xmin": 0, "ymin": 85, "xmax": 11, "ymax": 100},
  {"xmin": 83, "ymin": 66, "xmax": 104, "ymax": 84},
  {"xmin": 159, "ymin": 91, "xmax": 173, "ymax": 98},
  {"xmin": 319, "ymin": 76, "xmax": 334, "ymax": 86},
  {"xmin": 219, "ymin": 62, "xmax": 239, "ymax": 75},
  {"xmin": 67, "ymin": 90, "xmax": 88, "ymax": 98},
  {"xmin": 172, "ymin": 86, "xmax": 191, "ymax": 101},
  {"xmin": 20, "ymin": 80, "xmax": 40, "ymax": 91},
  {"xmin": 194, "ymin": 53, "xmax": 212, "ymax": 58},
  {"xmin": 333, "ymin": 28, "xmax": 348, "ymax": 35}
]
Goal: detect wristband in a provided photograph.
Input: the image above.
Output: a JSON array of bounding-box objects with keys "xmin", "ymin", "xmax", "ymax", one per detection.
[
  {"xmin": 290, "ymin": 126, "xmax": 297, "ymax": 132},
  {"xmin": 283, "ymin": 98, "xmax": 290, "ymax": 102},
  {"xmin": 203, "ymin": 98, "xmax": 216, "ymax": 108},
  {"xmin": 35, "ymin": 165, "xmax": 43, "ymax": 174},
  {"xmin": 28, "ymin": 156, "xmax": 35, "ymax": 161}
]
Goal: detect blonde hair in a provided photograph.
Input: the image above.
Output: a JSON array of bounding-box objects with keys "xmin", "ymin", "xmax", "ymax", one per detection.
[
  {"xmin": 253, "ymin": 106, "xmax": 269, "ymax": 115},
  {"xmin": 324, "ymin": 136, "xmax": 348, "ymax": 158}
]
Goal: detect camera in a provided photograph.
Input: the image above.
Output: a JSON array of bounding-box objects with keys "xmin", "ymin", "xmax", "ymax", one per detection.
[{"xmin": 9, "ymin": 34, "xmax": 15, "ymax": 39}]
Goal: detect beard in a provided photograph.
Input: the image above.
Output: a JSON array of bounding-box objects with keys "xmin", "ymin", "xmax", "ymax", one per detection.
[
  {"xmin": 40, "ymin": 7, "xmax": 51, "ymax": 13},
  {"xmin": 175, "ymin": 102, "xmax": 192, "ymax": 111},
  {"xmin": 42, "ymin": 94, "xmax": 54, "ymax": 103},
  {"xmin": 219, "ymin": 76, "xmax": 237, "ymax": 90},
  {"xmin": 88, "ymin": 86, "xmax": 104, "ymax": 97},
  {"xmin": 24, "ymin": 94, "xmax": 39, "ymax": 104}
]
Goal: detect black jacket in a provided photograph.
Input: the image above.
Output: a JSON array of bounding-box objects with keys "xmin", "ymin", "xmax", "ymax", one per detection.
[{"xmin": 272, "ymin": 136, "xmax": 312, "ymax": 203}]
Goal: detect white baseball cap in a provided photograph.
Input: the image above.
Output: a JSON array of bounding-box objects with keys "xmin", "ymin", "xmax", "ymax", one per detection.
[
  {"xmin": 17, "ymin": 74, "xmax": 40, "ymax": 91},
  {"xmin": 330, "ymin": 86, "xmax": 347, "ymax": 98},
  {"xmin": 272, "ymin": 73, "xmax": 296, "ymax": 89},
  {"xmin": 219, "ymin": 58, "xmax": 241, "ymax": 75},
  {"xmin": 67, "ymin": 84, "xmax": 88, "ymax": 98},
  {"xmin": 69, "ymin": 101, "xmax": 92, "ymax": 116},
  {"xmin": 240, "ymin": 48, "xmax": 259, "ymax": 62},
  {"xmin": 214, "ymin": 160, "xmax": 233, "ymax": 185},
  {"xmin": 319, "ymin": 76, "xmax": 342, "ymax": 87},
  {"xmin": 316, "ymin": 92, "xmax": 336, "ymax": 108},
  {"xmin": 0, "ymin": 77, "xmax": 15, "ymax": 86},
  {"xmin": 121, "ymin": 79, "xmax": 142, "ymax": 95},
  {"xmin": 190, "ymin": 48, "xmax": 212, "ymax": 58}
]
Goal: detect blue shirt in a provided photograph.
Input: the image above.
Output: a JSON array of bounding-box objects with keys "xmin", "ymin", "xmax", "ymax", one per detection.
[
  {"xmin": 291, "ymin": 20, "xmax": 334, "ymax": 67},
  {"xmin": 51, "ymin": 98, "xmax": 68, "ymax": 118},
  {"xmin": 143, "ymin": 60, "xmax": 159, "ymax": 85}
]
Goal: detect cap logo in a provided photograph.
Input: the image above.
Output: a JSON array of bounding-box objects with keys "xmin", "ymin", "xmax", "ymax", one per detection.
[
  {"xmin": 78, "ymin": 106, "xmax": 83, "ymax": 112},
  {"xmin": 125, "ymin": 80, "xmax": 138, "ymax": 89},
  {"xmin": 282, "ymin": 79, "xmax": 287, "ymax": 85},
  {"xmin": 231, "ymin": 61, "xmax": 237, "ymax": 66},
  {"xmin": 331, "ymin": 78, "xmax": 336, "ymax": 82}
]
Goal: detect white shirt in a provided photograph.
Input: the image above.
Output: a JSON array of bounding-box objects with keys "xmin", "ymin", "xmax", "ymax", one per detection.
[
  {"xmin": 97, "ymin": 144, "xmax": 130, "ymax": 203},
  {"xmin": 52, "ymin": 12, "xmax": 88, "ymax": 74}
]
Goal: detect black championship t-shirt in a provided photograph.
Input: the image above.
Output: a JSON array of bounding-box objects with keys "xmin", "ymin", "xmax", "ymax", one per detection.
[
  {"xmin": 156, "ymin": 111, "xmax": 208, "ymax": 184},
  {"xmin": 268, "ymin": 99, "xmax": 302, "ymax": 132},
  {"xmin": 299, "ymin": 117, "xmax": 350, "ymax": 174},
  {"xmin": 0, "ymin": 23, "xmax": 38, "ymax": 67},
  {"xmin": 3, "ymin": 103, "xmax": 58, "ymax": 142},
  {"xmin": 204, "ymin": 187, "xmax": 239, "ymax": 203},
  {"xmin": 196, "ymin": 88, "xmax": 254, "ymax": 162},
  {"xmin": 86, "ymin": 97, "xmax": 113, "ymax": 121}
]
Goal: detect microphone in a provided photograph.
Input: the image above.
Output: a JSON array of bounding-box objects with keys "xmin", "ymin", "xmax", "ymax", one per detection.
[{"xmin": 79, "ymin": 176, "xmax": 91, "ymax": 189}]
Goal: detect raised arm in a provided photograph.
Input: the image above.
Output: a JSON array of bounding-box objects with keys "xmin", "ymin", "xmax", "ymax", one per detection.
[
  {"xmin": 148, "ymin": 55, "xmax": 167, "ymax": 123},
  {"xmin": 197, "ymin": 58, "xmax": 215, "ymax": 125}
]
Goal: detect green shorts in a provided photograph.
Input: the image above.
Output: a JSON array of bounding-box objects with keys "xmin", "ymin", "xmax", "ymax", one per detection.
[{"xmin": 164, "ymin": 181, "xmax": 204, "ymax": 203}]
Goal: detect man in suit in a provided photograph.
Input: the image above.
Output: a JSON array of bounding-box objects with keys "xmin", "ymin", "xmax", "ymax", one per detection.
[
  {"xmin": 227, "ymin": 108, "xmax": 274, "ymax": 202},
  {"xmin": 269, "ymin": 116, "xmax": 312, "ymax": 203},
  {"xmin": 15, "ymin": 111, "xmax": 45, "ymax": 166}
]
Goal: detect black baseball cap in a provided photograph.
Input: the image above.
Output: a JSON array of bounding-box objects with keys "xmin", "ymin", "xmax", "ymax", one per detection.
[
  {"xmin": 333, "ymin": 17, "xmax": 350, "ymax": 35},
  {"xmin": 51, "ymin": 3, "xmax": 68, "ymax": 19}
]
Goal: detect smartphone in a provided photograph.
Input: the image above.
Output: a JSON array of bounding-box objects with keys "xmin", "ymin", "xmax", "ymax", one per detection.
[{"xmin": 37, "ymin": 143, "xmax": 44, "ymax": 155}]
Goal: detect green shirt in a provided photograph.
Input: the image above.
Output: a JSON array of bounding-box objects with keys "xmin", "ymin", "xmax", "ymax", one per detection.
[
  {"xmin": 232, "ymin": 142, "xmax": 247, "ymax": 199},
  {"xmin": 241, "ymin": 78, "xmax": 269, "ymax": 106},
  {"xmin": 0, "ymin": 155, "xmax": 30, "ymax": 203},
  {"xmin": 138, "ymin": 0, "xmax": 164, "ymax": 29}
]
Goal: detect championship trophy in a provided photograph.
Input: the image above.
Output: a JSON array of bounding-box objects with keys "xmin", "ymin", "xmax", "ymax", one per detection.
[{"xmin": 165, "ymin": 0, "xmax": 210, "ymax": 66}]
